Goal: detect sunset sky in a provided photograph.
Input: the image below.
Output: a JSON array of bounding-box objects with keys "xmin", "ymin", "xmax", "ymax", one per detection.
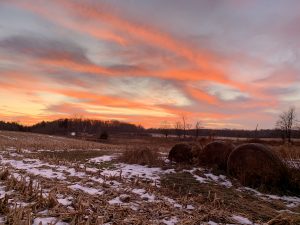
[{"xmin": 0, "ymin": 0, "xmax": 299, "ymax": 129}]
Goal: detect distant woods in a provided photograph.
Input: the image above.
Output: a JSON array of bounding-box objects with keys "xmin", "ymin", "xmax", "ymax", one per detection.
[
  {"xmin": 0, "ymin": 110, "xmax": 299, "ymax": 140},
  {"xmin": 0, "ymin": 121, "xmax": 26, "ymax": 132},
  {"xmin": 0, "ymin": 119, "xmax": 144, "ymax": 137}
]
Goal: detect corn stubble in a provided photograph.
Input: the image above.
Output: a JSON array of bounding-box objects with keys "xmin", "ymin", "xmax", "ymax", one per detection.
[{"xmin": 0, "ymin": 131, "xmax": 300, "ymax": 224}]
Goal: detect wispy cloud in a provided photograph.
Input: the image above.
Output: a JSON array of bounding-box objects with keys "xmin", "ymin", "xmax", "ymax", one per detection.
[{"xmin": 0, "ymin": 0, "xmax": 299, "ymax": 128}]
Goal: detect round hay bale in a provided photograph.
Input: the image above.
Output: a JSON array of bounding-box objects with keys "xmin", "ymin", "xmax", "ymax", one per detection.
[
  {"xmin": 198, "ymin": 141, "xmax": 234, "ymax": 170},
  {"xmin": 227, "ymin": 143, "xmax": 288, "ymax": 189},
  {"xmin": 168, "ymin": 143, "xmax": 200, "ymax": 164}
]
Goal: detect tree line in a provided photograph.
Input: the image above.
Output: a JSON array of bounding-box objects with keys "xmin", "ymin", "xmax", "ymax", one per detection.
[
  {"xmin": 156, "ymin": 109, "xmax": 300, "ymax": 141},
  {"xmin": 0, "ymin": 118, "xmax": 145, "ymax": 137},
  {"xmin": 0, "ymin": 107, "xmax": 299, "ymax": 141}
]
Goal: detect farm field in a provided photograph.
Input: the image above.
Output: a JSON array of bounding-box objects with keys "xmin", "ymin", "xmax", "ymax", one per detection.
[{"xmin": 0, "ymin": 130, "xmax": 300, "ymax": 225}]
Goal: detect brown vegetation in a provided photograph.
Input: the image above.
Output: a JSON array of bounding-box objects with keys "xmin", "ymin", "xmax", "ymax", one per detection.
[
  {"xmin": 227, "ymin": 143, "xmax": 288, "ymax": 191},
  {"xmin": 1, "ymin": 131, "xmax": 300, "ymax": 224},
  {"xmin": 198, "ymin": 141, "xmax": 234, "ymax": 171},
  {"xmin": 267, "ymin": 212, "xmax": 300, "ymax": 225},
  {"xmin": 118, "ymin": 147, "xmax": 162, "ymax": 167}
]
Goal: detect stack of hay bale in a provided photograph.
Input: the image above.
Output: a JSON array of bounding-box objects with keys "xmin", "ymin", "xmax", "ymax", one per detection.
[{"xmin": 168, "ymin": 141, "xmax": 289, "ymax": 191}]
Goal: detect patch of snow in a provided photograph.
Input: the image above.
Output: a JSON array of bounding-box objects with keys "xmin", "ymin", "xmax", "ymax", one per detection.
[
  {"xmin": 8, "ymin": 200, "xmax": 30, "ymax": 207},
  {"xmin": 207, "ymin": 221, "xmax": 218, "ymax": 225},
  {"xmin": 286, "ymin": 160, "xmax": 300, "ymax": 169},
  {"xmin": 90, "ymin": 176, "xmax": 105, "ymax": 184},
  {"xmin": 232, "ymin": 215, "xmax": 253, "ymax": 224},
  {"xmin": 164, "ymin": 197, "xmax": 176, "ymax": 204},
  {"xmin": 0, "ymin": 185, "xmax": 8, "ymax": 199},
  {"xmin": 193, "ymin": 174, "xmax": 207, "ymax": 183},
  {"xmin": 162, "ymin": 216, "xmax": 178, "ymax": 225},
  {"xmin": 108, "ymin": 196, "xmax": 122, "ymax": 205},
  {"xmin": 37, "ymin": 209, "xmax": 49, "ymax": 215},
  {"xmin": 266, "ymin": 194, "xmax": 300, "ymax": 208},
  {"xmin": 9, "ymin": 153, "xmax": 23, "ymax": 157},
  {"xmin": 0, "ymin": 134, "xmax": 17, "ymax": 140},
  {"xmin": 89, "ymin": 155, "xmax": 115, "ymax": 163},
  {"xmin": 0, "ymin": 216, "xmax": 5, "ymax": 224},
  {"xmin": 86, "ymin": 167, "xmax": 98, "ymax": 173},
  {"xmin": 240, "ymin": 187, "xmax": 262, "ymax": 195},
  {"xmin": 57, "ymin": 197, "xmax": 73, "ymax": 206},
  {"xmin": 174, "ymin": 203, "xmax": 183, "ymax": 209},
  {"xmin": 164, "ymin": 158, "xmax": 170, "ymax": 163},
  {"xmin": 1, "ymin": 158, "xmax": 66, "ymax": 180},
  {"xmin": 220, "ymin": 180, "xmax": 233, "ymax": 188},
  {"xmin": 30, "ymin": 168, "xmax": 66, "ymax": 180},
  {"xmin": 186, "ymin": 205, "xmax": 195, "ymax": 210},
  {"xmin": 32, "ymin": 217, "xmax": 68, "ymax": 225},
  {"xmin": 132, "ymin": 188, "xmax": 156, "ymax": 202},
  {"xmin": 5, "ymin": 147, "xmax": 16, "ymax": 152},
  {"xmin": 241, "ymin": 187, "xmax": 300, "ymax": 208},
  {"xmin": 62, "ymin": 168, "xmax": 85, "ymax": 178},
  {"xmin": 101, "ymin": 164, "xmax": 163, "ymax": 184},
  {"xmin": 205, "ymin": 173, "xmax": 219, "ymax": 181},
  {"xmin": 163, "ymin": 197, "xmax": 183, "ymax": 209},
  {"xmin": 204, "ymin": 173, "xmax": 232, "ymax": 188},
  {"xmin": 69, "ymin": 184, "xmax": 103, "ymax": 195}
]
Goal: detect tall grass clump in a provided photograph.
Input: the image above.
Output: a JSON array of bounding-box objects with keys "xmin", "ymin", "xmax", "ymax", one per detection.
[{"xmin": 119, "ymin": 147, "xmax": 162, "ymax": 167}]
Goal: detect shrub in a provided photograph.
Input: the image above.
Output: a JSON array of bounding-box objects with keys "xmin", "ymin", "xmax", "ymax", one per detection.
[
  {"xmin": 286, "ymin": 167, "xmax": 300, "ymax": 195},
  {"xmin": 99, "ymin": 131, "xmax": 108, "ymax": 140},
  {"xmin": 198, "ymin": 141, "xmax": 234, "ymax": 171},
  {"xmin": 227, "ymin": 143, "xmax": 288, "ymax": 191},
  {"xmin": 119, "ymin": 147, "xmax": 162, "ymax": 167}
]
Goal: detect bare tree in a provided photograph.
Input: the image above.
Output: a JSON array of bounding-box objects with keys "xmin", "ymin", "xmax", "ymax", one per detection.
[
  {"xmin": 254, "ymin": 124, "xmax": 259, "ymax": 140},
  {"xmin": 276, "ymin": 106, "xmax": 297, "ymax": 143},
  {"xmin": 182, "ymin": 115, "xmax": 187, "ymax": 139},
  {"xmin": 195, "ymin": 121, "xmax": 202, "ymax": 139},
  {"xmin": 181, "ymin": 115, "xmax": 192, "ymax": 139}
]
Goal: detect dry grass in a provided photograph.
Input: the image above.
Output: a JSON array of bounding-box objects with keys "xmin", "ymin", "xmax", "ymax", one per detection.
[
  {"xmin": 271, "ymin": 144, "xmax": 300, "ymax": 194},
  {"xmin": 1, "ymin": 131, "xmax": 300, "ymax": 224},
  {"xmin": 0, "ymin": 130, "xmax": 117, "ymax": 152},
  {"xmin": 160, "ymin": 171, "xmax": 293, "ymax": 224},
  {"xmin": 273, "ymin": 144, "xmax": 300, "ymax": 167},
  {"xmin": 36, "ymin": 149, "xmax": 109, "ymax": 162},
  {"xmin": 118, "ymin": 147, "xmax": 163, "ymax": 167}
]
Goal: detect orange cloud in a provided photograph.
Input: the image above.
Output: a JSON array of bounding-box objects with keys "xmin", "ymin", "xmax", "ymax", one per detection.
[
  {"xmin": 1, "ymin": 1, "xmax": 287, "ymax": 129},
  {"xmin": 185, "ymin": 86, "xmax": 219, "ymax": 105},
  {"xmin": 13, "ymin": 0, "xmax": 244, "ymax": 87}
]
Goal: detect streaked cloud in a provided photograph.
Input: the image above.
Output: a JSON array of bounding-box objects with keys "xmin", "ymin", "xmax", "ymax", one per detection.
[{"xmin": 0, "ymin": 0, "xmax": 299, "ymax": 128}]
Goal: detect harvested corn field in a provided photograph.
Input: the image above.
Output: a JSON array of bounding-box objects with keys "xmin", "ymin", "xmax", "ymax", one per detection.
[{"xmin": 0, "ymin": 131, "xmax": 300, "ymax": 225}]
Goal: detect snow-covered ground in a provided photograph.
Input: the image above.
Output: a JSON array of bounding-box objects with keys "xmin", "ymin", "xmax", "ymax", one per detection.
[
  {"xmin": 232, "ymin": 215, "xmax": 254, "ymax": 225},
  {"xmin": 0, "ymin": 143, "xmax": 299, "ymax": 225},
  {"xmin": 88, "ymin": 155, "xmax": 117, "ymax": 163},
  {"xmin": 239, "ymin": 187, "xmax": 300, "ymax": 208}
]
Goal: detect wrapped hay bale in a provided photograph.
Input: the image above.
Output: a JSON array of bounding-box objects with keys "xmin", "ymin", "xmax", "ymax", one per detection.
[
  {"xmin": 198, "ymin": 141, "xmax": 234, "ymax": 170},
  {"xmin": 168, "ymin": 143, "xmax": 201, "ymax": 164},
  {"xmin": 227, "ymin": 143, "xmax": 288, "ymax": 189}
]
